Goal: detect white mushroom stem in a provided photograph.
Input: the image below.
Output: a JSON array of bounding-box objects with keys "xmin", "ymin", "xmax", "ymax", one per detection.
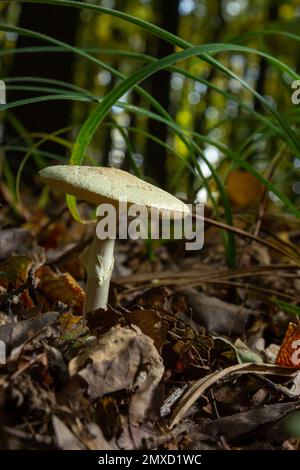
[{"xmin": 80, "ymin": 230, "xmax": 115, "ymax": 313}]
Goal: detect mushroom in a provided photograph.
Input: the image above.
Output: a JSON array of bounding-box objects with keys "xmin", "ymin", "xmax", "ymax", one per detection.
[{"xmin": 39, "ymin": 165, "xmax": 189, "ymax": 314}]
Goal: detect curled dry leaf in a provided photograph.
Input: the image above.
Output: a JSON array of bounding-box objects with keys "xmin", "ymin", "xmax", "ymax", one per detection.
[
  {"xmin": 181, "ymin": 288, "xmax": 251, "ymax": 336},
  {"xmin": 69, "ymin": 324, "xmax": 164, "ymax": 424},
  {"xmin": 276, "ymin": 323, "xmax": 300, "ymax": 369},
  {"xmin": 0, "ymin": 311, "xmax": 58, "ymax": 354},
  {"xmin": 36, "ymin": 266, "xmax": 85, "ymax": 314},
  {"xmin": 134, "ymin": 286, "xmax": 170, "ymax": 310}
]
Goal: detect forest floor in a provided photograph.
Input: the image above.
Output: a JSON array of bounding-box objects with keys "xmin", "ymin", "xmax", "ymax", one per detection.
[{"xmin": 1, "ymin": 197, "xmax": 300, "ymax": 450}]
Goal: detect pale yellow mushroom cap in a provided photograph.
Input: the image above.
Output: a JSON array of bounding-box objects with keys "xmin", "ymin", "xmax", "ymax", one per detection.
[{"xmin": 39, "ymin": 165, "xmax": 190, "ymax": 219}]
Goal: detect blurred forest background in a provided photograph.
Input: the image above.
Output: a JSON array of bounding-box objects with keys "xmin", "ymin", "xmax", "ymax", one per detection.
[
  {"xmin": 3, "ymin": 1, "xmax": 300, "ymax": 450},
  {"xmin": 1, "ymin": 0, "xmax": 300, "ymax": 256}
]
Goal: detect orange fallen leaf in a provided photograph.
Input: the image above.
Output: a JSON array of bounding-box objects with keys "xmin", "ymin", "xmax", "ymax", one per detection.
[
  {"xmin": 19, "ymin": 289, "xmax": 34, "ymax": 310},
  {"xmin": 36, "ymin": 266, "xmax": 85, "ymax": 314},
  {"xmin": 276, "ymin": 322, "xmax": 300, "ymax": 368},
  {"xmin": 227, "ymin": 170, "xmax": 264, "ymax": 208}
]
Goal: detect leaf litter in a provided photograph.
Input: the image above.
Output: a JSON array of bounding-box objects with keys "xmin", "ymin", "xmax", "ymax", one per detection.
[{"xmin": 1, "ymin": 209, "xmax": 300, "ymax": 450}]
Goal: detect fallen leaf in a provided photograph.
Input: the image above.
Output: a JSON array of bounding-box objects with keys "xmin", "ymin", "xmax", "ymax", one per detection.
[
  {"xmin": 0, "ymin": 255, "xmax": 32, "ymax": 288},
  {"xmin": 0, "ymin": 311, "xmax": 58, "ymax": 354},
  {"xmin": 181, "ymin": 288, "xmax": 251, "ymax": 335},
  {"xmin": 87, "ymin": 305, "xmax": 169, "ymax": 352},
  {"xmin": 200, "ymin": 401, "xmax": 300, "ymax": 442},
  {"xmin": 227, "ymin": 169, "xmax": 264, "ymax": 208},
  {"xmin": 69, "ymin": 325, "xmax": 164, "ymax": 425},
  {"xmin": 276, "ymin": 322, "xmax": 300, "ymax": 368},
  {"xmin": 126, "ymin": 309, "xmax": 169, "ymax": 351},
  {"xmin": 134, "ymin": 286, "xmax": 170, "ymax": 310},
  {"xmin": 36, "ymin": 266, "xmax": 85, "ymax": 314}
]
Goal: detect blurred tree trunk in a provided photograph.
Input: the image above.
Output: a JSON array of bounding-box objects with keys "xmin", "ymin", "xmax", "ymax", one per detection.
[
  {"xmin": 5, "ymin": 3, "xmax": 79, "ymax": 155},
  {"xmin": 144, "ymin": 0, "xmax": 179, "ymax": 188},
  {"xmin": 253, "ymin": 1, "xmax": 278, "ymax": 111}
]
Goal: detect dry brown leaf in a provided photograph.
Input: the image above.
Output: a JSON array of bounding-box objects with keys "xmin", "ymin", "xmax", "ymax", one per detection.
[
  {"xmin": 69, "ymin": 325, "xmax": 164, "ymax": 425},
  {"xmin": 126, "ymin": 309, "xmax": 169, "ymax": 351},
  {"xmin": 181, "ymin": 287, "xmax": 251, "ymax": 335},
  {"xmin": 135, "ymin": 286, "xmax": 170, "ymax": 310},
  {"xmin": 36, "ymin": 266, "xmax": 85, "ymax": 314},
  {"xmin": 200, "ymin": 401, "xmax": 300, "ymax": 442},
  {"xmin": 0, "ymin": 311, "xmax": 58, "ymax": 355}
]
